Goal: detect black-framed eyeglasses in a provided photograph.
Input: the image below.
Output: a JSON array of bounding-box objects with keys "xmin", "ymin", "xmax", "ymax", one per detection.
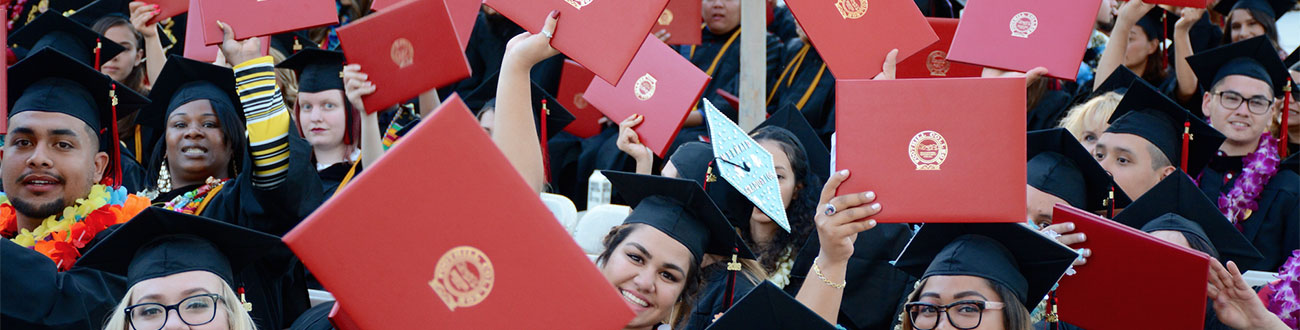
[
  {"xmin": 125, "ymin": 293, "xmax": 225, "ymax": 330},
  {"xmin": 1213, "ymin": 90, "xmax": 1275, "ymax": 114},
  {"xmin": 905, "ymin": 300, "xmax": 1006, "ymax": 330}
]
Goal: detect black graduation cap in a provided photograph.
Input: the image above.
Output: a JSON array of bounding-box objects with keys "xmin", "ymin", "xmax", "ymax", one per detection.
[
  {"xmin": 8, "ymin": 48, "xmax": 151, "ymax": 185},
  {"xmin": 141, "ymin": 55, "xmax": 243, "ymax": 133},
  {"xmin": 603, "ymin": 171, "xmax": 756, "ymax": 263},
  {"xmin": 464, "ymin": 72, "xmax": 575, "ymax": 140},
  {"xmin": 66, "ymin": 0, "xmax": 131, "ymax": 26},
  {"xmin": 1104, "ymin": 79, "xmax": 1225, "ymax": 177},
  {"xmin": 276, "ymin": 48, "xmax": 345, "ymax": 93},
  {"xmin": 892, "ymin": 223, "xmax": 1078, "ymax": 308},
  {"xmin": 1027, "ymin": 128, "xmax": 1132, "ymax": 213},
  {"xmin": 756, "ymin": 104, "xmax": 831, "ymax": 180},
  {"xmin": 270, "ymin": 30, "xmax": 317, "ymax": 57},
  {"xmin": 669, "ymin": 142, "xmax": 755, "ymax": 230},
  {"xmin": 1286, "ymin": 46, "xmax": 1299, "ymax": 70},
  {"xmin": 1135, "ymin": 7, "xmax": 1176, "ymax": 43},
  {"xmin": 1093, "ymin": 66, "xmax": 1141, "ymax": 97},
  {"xmin": 9, "ymin": 12, "xmax": 127, "ymax": 68},
  {"xmin": 705, "ymin": 281, "xmax": 838, "ymax": 330},
  {"xmin": 1188, "ymin": 36, "xmax": 1290, "ymax": 98},
  {"xmin": 74, "ymin": 207, "xmax": 283, "ymax": 288},
  {"xmin": 1112, "ymin": 172, "xmax": 1265, "ymax": 265},
  {"xmin": 1213, "ymin": 0, "xmax": 1295, "ymax": 20}
]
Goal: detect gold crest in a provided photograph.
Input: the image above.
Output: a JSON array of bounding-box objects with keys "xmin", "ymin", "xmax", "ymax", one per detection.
[
  {"xmin": 390, "ymin": 38, "xmax": 415, "ymax": 68},
  {"xmin": 658, "ymin": 8, "xmax": 674, "ymax": 26},
  {"xmin": 1009, "ymin": 12, "xmax": 1038, "ymax": 38},
  {"xmin": 574, "ymin": 93, "xmax": 589, "ymax": 109},
  {"xmin": 835, "ymin": 0, "xmax": 868, "ymax": 19},
  {"xmin": 634, "ymin": 73, "xmax": 657, "ymax": 101},
  {"xmin": 566, "ymin": 0, "xmax": 593, "ymax": 10},
  {"xmin": 429, "ymin": 246, "xmax": 494, "ymax": 311},
  {"xmin": 926, "ymin": 50, "xmax": 950, "ymax": 76},
  {"xmin": 908, "ymin": 130, "xmax": 948, "ymax": 171}
]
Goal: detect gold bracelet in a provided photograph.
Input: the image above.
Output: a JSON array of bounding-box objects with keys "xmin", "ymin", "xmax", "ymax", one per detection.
[{"xmin": 812, "ymin": 257, "xmax": 846, "ymax": 289}]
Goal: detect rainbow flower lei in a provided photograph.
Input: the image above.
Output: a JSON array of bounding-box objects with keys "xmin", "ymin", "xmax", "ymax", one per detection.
[{"xmin": 0, "ymin": 185, "xmax": 151, "ymax": 271}]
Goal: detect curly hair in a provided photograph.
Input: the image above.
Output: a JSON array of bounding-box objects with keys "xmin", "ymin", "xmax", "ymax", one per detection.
[{"xmin": 748, "ymin": 126, "xmax": 821, "ymax": 274}]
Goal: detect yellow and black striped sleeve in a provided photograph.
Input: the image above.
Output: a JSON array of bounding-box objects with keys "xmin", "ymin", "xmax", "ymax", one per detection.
[{"xmin": 232, "ymin": 56, "xmax": 290, "ymax": 188}]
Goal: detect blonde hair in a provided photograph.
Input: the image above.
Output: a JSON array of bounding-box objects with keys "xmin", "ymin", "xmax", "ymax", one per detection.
[
  {"xmin": 102, "ymin": 280, "xmax": 258, "ymax": 330},
  {"xmin": 1058, "ymin": 92, "xmax": 1123, "ymax": 142}
]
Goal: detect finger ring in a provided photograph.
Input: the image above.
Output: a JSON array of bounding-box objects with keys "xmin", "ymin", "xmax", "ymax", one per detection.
[
  {"xmin": 824, "ymin": 204, "xmax": 836, "ymax": 216},
  {"xmin": 542, "ymin": 30, "xmax": 554, "ymax": 39}
]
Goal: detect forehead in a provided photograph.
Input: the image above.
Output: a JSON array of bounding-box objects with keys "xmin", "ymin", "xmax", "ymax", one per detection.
[
  {"xmin": 131, "ymin": 270, "xmax": 225, "ymax": 303},
  {"xmin": 1026, "ymin": 185, "xmax": 1068, "ymax": 206},
  {"xmin": 757, "ymin": 140, "xmax": 792, "ymax": 169},
  {"xmin": 8, "ymin": 111, "xmax": 93, "ymax": 136},
  {"xmin": 170, "ymin": 99, "xmax": 217, "ymax": 117},
  {"xmin": 103, "ymin": 24, "xmax": 136, "ymax": 45},
  {"xmin": 623, "ymin": 225, "xmax": 693, "ymax": 266},
  {"xmin": 1215, "ymin": 75, "xmax": 1272, "ymax": 97},
  {"xmin": 297, "ymin": 90, "xmax": 346, "ymax": 102},
  {"xmin": 1097, "ymin": 133, "xmax": 1155, "ymax": 156},
  {"xmin": 921, "ymin": 275, "xmax": 998, "ymax": 299}
]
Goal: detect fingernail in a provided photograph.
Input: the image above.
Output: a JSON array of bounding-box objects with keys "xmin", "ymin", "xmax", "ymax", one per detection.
[
  {"xmin": 867, "ymin": 220, "xmax": 877, "ymax": 226},
  {"xmin": 1067, "ymin": 223, "xmax": 1075, "ymax": 231},
  {"xmin": 1078, "ymin": 233, "xmax": 1086, "ymax": 241},
  {"xmin": 152, "ymin": 4, "xmax": 159, "ymax": 8},
  {"xmin": 1083, "ymin": 248, "xmax": 1092, "ymax": 257},
  {"xmin": 549, "ymin": 10, "xmax": 559, "ymax": 18},
  {"xmin": 154, "ymin": 8, "xmax": 161, "ymax": 14},
  {"xmin": 839, "ymin": 169, "xmax": 849, "ymax": 176},
  {"xmin": 864, "ymin": 191, "xmax": 874, "ymax": 200},
  {"xmin": 871, "ymin": 203, "xmax": 881, "ymax": 210}
]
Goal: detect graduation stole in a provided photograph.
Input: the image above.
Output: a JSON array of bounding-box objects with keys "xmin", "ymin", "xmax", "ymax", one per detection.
[
  {"xmin": 1216, "ymin": 132, "xmax": 1280, "ymax": 228},
  {"xmin": 161, "ymin": 177, "xmax": 231, "ymax": 215},
  {"xmin": 0, "ymin": 185, "xmax": 151, "ymax": 271}
]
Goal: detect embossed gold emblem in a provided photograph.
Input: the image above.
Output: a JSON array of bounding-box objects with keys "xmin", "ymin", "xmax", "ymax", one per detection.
[
  {"xmin": 926, "ymin": 50, "xmax": 950, "ymax": 76},
  {"xmin": 390, "ymin": 38, "xmax": 415, "ymax": 68},
  {"xmin": 634, "ymin": 73, "xmax": 657, "ymax": 101},
  {"xmin": 1009, "ymin": 12, "xmax": 1038, "ymax": 38},
  {"xmin": 908, "ymin": 130, "xmax": 948, "ymax": 171},
  {"xmin": 566, "ymin": 0, "xmax": 593, "ymax": 10},
  {"xmin": 574, "ymin": 93, "xmax": 589, "ymax": 109},
  {"xmin": 658, "ymin": 9, "xmax": 674, "ymax": 25},
  {"xmin": 429, "ymin": 246, "xmax": 494, "ymax": 311},
  {"xmin": 835, "ymin": 0, "xmax": 868, "ymax": 19}
]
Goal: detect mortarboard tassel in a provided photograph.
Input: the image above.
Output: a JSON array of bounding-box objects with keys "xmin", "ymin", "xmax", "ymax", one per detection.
[
  {"xmin": 1281, "ymin": 82, "xmax": 1292, "ymax": 158},
  {"xmin": 94, "ymin": 37, "xmax": 102, "ymax": 71},
  {"xmin": 107, "ymin": 84, "xmax": 122, "ymax": 187},
  {"xmin": 1181, "ymin": 121, "xmax": 1192, "ymax": 171},
  {"xmin": 1160, "ymin": 11, "xmax": 1168, "ymax": 70},
  {"xmin": 238, "ymin": 286, "xmax": 253, "ymax": 311},
  {"xmin": 1106, "ymin": 186, "xmax": 1115, "ymax": 219},
  {"xmin": 1047, "ymin": 290, "xmax": 1060, "ymax": 330},
  {"xmin": 724, "ymin": 248, "xmax": 741, "ymax": 309},
  {"xmin": 293, "ymin": 36, "xmax": 302, "ymax": 53},
  {"xmin": 540, "ymin": 99, "xmax": 551, "ymax": 183}
]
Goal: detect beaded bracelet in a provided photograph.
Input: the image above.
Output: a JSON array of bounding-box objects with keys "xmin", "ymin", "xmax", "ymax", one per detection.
[{"xmin": 812, "ymin": 257, "xmax": 847, "ymax": 289}]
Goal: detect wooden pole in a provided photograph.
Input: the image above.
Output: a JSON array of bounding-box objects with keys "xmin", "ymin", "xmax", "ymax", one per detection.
[{"xmin": 738, "ymin": 0, "xmax": 766, "ymax": 131}]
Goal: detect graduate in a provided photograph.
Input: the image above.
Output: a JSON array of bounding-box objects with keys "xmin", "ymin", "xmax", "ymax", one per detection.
[
  {"xmin": 1059, "ymin": 66, "xmax": 1140, "ymax": 151},
  {"xmin": 767, "ymin": 24, "xmax": 836, "ymax": 142},
  {"xmin": 276, "ymin": 48, "xmax": 363, "ymax": 198},
  {"xmin": 76, "ymin": 208, "xmax": 288, "ymax": 330},
  {"xmin": 1096, "ymin": 5, "xmax": 1170, "ymax": 90},
  {"xmin": 1187, "ymin": 36, "xmax": 1298, "ymax": 271},
  {"xmin": 1282, "ymin": 49, "xmax": 1298, "ymax": 157},
  {"xmin": 1213, "ymin": 0, "xmax": 1293, "ymax": 47},
  {"xmin": 138, "ymin": 22, "xmax": 323, "ymax": 329},
  {"xmin": 0, "ymin": 46, "xmax": 152, "ymax": 330},
  {"xmin": 1025, "ymin": 128, "xmax": 1130, "ymax": 228}
]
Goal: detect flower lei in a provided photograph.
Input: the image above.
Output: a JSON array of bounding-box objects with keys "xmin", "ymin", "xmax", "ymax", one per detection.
[
  {"xmin": 1217, "ymin": 132, "xmax": 1281, "ymax": 229},
  {"xmin": 162, "ymin": 177, "xmax": 230, "ymax": 215},
  {"xmin": 768, "ymin": 246, "xmax": 795, "ymax": 289},
  {"xmin": 1266, "ymin": 250, "xmax": 1299, "ymax": 329},
  {"xmin": 0, "ymin": 185, "xmax": 151, "ymax": 271}
]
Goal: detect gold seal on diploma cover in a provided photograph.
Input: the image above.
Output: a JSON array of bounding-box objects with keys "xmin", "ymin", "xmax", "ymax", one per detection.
[
  {"xmin": 1009, "ymin": 12, "xmax": 1038, "ymax": 38},
  {"xmin": 908, "ymin": 130, "xmax": 948, "ymax": 171},
  {"xmin": 659, "ymin": 9, "xmax": 674, "ymax": 25},
  {"xmin": 926, "ymin": 50, "xmax": 950, "ymax": 76},
  {"xmin": 574, "ymin": 93, "xmax": 589, "ymax": 109},
  {"xmin": 634, "ymin": 73, "xmax": 657, "ymax": 101},
  {"xmin": 566, "ymin": 0, "xmax": 593, "ymax": 10},
  {"xmin": 835, "ymin": 0, "xmax": 868, "ymax": 19},
  {"xmin": 390, "ymin": 38, "xmax": 415, "ymax": 68},
  {"xmin": 429, "ymin": 246, "xmax": 494, "ymax": 311}
]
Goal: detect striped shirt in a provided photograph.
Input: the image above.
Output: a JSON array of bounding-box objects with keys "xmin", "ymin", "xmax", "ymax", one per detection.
[{"xmin": 233, "ymin": 56, "xmax": 291, "ymax": 188}]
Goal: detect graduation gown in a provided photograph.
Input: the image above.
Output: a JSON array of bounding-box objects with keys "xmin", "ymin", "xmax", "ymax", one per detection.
[
  {"xmin": 318, "ymin": 161, "xmax": 361, "ymax": 199},
  {"xmin": 670, "ymin": 26, "xmax": 784, "ymax": 151},
  {"xmin": 1198, "ymin": 155, "xmax": 1300, "ymax": 271},
  {"xmin": 770, "ymin": 38, "xmax": 837, "ymax": 143},
  {"xmin": 785, "ymin": 224, "xmax": 917, "ymax": 330},
  {"xmin": 1027, "ymin": 87, "xmax": 1074, "ymax": 131},
  {"xmin": 683, "ymin": 263, "xmax": 763, "ymax": 330},
  {"xmin": 0, "ymin": 239, "xmax": 126, "ymax": 330}
]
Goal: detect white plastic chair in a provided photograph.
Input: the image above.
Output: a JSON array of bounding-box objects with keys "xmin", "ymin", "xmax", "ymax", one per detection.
[
  {"xmin": 540, "ymin": 193, "xmax": 579, "ymax": 233},
  {"xmin": 572, "ymin": 204, "xmax": 632, "ymax": 255}
]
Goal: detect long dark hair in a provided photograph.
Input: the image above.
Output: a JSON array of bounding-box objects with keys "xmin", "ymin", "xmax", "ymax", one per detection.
[
  {"xmin": 145, "ymin": 84, "xmax": 248, "ymax": 191},
  {"xmin": 899, "ymin": 277, "xmax": 1033, "ymax": 330},
  {"xmin": 1136, "ymin": 28, "xmax": 1168, "ymax": 84},
  {"xmin": 596, "ymin": 223, "xmax": 703, "ymax": 329},
  {"xmin": 91, "ymin": 16, "xmax": 147, "ymax": 94},
  {"xmin": 1221, "ymin": 7, "xmax": 1280, "ymax": 47},
  {"xmin": 748, "ymin": 126, "xmax": 820, "ymax": 274}
]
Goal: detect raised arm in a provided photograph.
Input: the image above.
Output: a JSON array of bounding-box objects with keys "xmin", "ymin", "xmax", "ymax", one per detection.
[
  {"xmin": 129, "ymin": 1, "xmax": 167, "ymax": 85},
  {"xmin": 1172, "ymin": 7, "xmax": 1204, "ymax": 102},
  {"xmin": 340, "ymin": 64, "xmax": 385, "ymax": 167},
  {"xmin": 494, "ymin": 11, "xmax": 561, "ymax": 193},
  {"xmin": 795, "ymin": 169, "xmax": 880, "ymax": 324},
  {"xmin": 1094, "ymin": 0, "xmax": 1154, "ymax": 91}
]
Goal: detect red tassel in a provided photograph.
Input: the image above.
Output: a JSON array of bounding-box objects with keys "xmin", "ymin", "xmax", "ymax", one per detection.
[
  {"xmin": 724, "ymin": 248, "xmax": 739, "ymax": 309},
  {"xmin": 1181, "ymin": 121, "xmax": 1191, "ymax": 171},
  {"xmin": 1160, "ymin": 11, "xmax": 1168, "ymax": 70},
  {"xmin": 94, "ymin": 38, "xmax": 102, "ymax": 71},
  {"xmin": 1107, "ymin": 186, "xmax": 1115, "ymax": 219},
  {"xmin": 1281, "ymin": 82, "xmax": 1292, "ymax": 158},
  {"xmin": 540, "ymin": 99, "xmax": 550, "ymax": 183},
  {"xmin": 107, "ymin": 84, "xmax": 122, "ymax": 187}
]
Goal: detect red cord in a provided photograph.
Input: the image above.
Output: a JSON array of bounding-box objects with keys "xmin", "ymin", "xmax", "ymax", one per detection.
[
  {"xmin": 94, "ymin": 38, "xmax": 102, "ymax": 71},
  {"xmin": 1281, "ymin": 82, "xmax": 1292, "ymax": 158},
  {"xmin": 108, "ymin": 84, "xmax": 122, "ymax": 187},
  {"xmin": 540, "ymin": 99, "xmax": 550, "ymax": 183},
  {"xmin": 1181, "ymin": 121, "xmax": 1191, "ymax": 171},
  {"xmin": 1161, "ymin": 11, "xmax": 1168, "ymax": 70}
]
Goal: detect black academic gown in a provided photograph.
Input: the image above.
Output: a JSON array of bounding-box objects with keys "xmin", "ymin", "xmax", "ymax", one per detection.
[
  {"xmin": 1027, "ymin": 87, "xmax": 1074, "ymax": 131},
  {"xmin": 683, "ymin": 263, "xmax": 763, "ymax": 330},
  {"xmin": 0, "ymin": 239, "xmax": 126, "ymax": 330},
  {"xmin": 669, "ymin": 26, "xmax": 785, "ymax": 154},
  {"xmin": 1198, "ymin": 155, "xmax": 1300, "ymax": 271},
  {"xmin": 785, "ymin": 224, "xmax": 917, "ymax": 330},
  {"xmin": 152, "ymin": 134, "xmax": 323, "ymax": 330},
  {"xmin": 318, "ymin": 161, "xmax": 361, "ymax": 199},
  {"xmin": 289, "ymin": 301, "xmax": 337, "ymax": 330},
  {"xmin": 770, "ymin": 39, "xmax": 837, "ymax": 143}
]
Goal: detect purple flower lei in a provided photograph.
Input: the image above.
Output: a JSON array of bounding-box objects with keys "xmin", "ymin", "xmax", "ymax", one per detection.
[
  {"xmin": 1267, "ymin": 250, "xmax": 1300, "ymax": 329},
  {"xmin": 1217, "ymin": 132, "xmax": 1281, "ymax": 229}
]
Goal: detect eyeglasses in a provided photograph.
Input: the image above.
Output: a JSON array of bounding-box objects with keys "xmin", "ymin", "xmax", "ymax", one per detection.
[
  {"xmin": 905, "ymin": 300, "xmax": 1006, "ymax": 330},
  {"xmin": 125, "ymin": 293, "xmax": 224, "ymax": 330},
  {"xmin": 1213, "ymin": 90, "xmax": 1275, "ymax": 114}
]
